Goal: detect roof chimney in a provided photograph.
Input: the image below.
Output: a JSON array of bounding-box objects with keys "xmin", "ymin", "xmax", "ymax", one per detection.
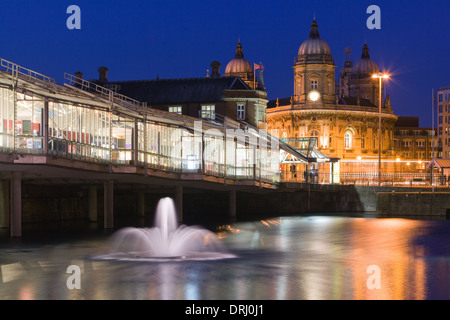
[
  {"xmin": 210, "ymin": 61, "xmax": 221, "ymax": 79},
  {"xmin": 74, "ymin": 71, "xmax": 83, "ymax": 88},
  {"xmin": 98, "ymin": 66, "xmax": 109, "ymax": 82}
]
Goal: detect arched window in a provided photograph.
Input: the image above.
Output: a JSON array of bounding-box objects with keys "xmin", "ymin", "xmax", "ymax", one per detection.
[
  {"xmin": 309, "ymin": 130, "xmax": 319, "ymax": 147},
  {"xmin": 344, "ymin": 131, "xmax": 352, "ymax": 149},
  {"xmin": 309, "ymin": 130, "xmax": 319, "ymax": 137}
]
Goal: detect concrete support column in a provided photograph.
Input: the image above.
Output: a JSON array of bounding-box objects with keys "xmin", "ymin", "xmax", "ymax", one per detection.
[
  {"xmin": 88, "ymin": 186, "xmax": 98, "ymax": 222},
  {"xmin": 104, "ymin": 180, "xmax": 114, "ymax": 229},
  {"xmin": 10, "ymin": 172, "xmax": 21, "ymax": 237},
  {"xmin": 137, "ymin": 191, "xmax": 145, "ymax": 218},
  {"xmin": 0, "ymin": 181, "xmax": 10, "ymax": 228},
  {"xmin": 229, "ymin": 190, "xmax": 237, "ymax": 222},
  {"xmin": 175, "ymin": 185, "xmax": 183, "ymax": 224}
]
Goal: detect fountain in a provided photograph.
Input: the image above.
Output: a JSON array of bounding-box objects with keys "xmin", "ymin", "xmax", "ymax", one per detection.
[{"xmin": 96, "ymin": 197, "xmax": 235, "ymax": 261}]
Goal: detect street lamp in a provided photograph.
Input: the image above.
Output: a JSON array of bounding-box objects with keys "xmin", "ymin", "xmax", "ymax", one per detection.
[{"xmin": 372, "ymin": 72, "xmax": 390, "ymax": 186}]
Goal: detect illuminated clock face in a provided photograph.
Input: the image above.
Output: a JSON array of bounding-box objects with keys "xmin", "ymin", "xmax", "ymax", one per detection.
[{"xmin": 308, "ymin": 90, "xmax": 320, "ymax": 102}]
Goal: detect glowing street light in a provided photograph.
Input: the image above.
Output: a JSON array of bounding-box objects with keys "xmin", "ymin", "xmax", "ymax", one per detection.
[{"xmin": 372, "ymin": 72, "xmax": 390, "ymax": 186}]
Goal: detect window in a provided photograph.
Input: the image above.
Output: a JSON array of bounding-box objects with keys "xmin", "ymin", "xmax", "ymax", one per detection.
[
  {"xmin": 361, "ymin": 136, "xmax": 366, "ymax": 149},
  {"xmin": 439, "ymin": 94, "xmax": 443, "ymax": 102},
  {"xmin": 402, "ymin": 140, "xmax": 412, "ymax": 148},
  {"xmin": 309, "ymin": 130, "xmax": 319, "ymax": 146},
  {"xmin": 237, "ymin": 104, "xmax": 245, "ymax": 120},
  {"xmin": 321, "ymin": 135, "xmax": 328, "ymax": 149},
  {"xmin": 416, "ymin": 140, "xmax": 425, "ymax": 148},
  {"xmin": 168, "ymin": 106, "xmax": 182, "ymax": 114},
  {"xmin": 310, "ymin": 80, "xmax": 318, "ymax": 90},
  {"xmin": 344, "ymin": 131, "xmax": 352, "ymax": 149},
  {"xmin": 439, "ymin": 105, "xmax": 443, "ymax": 113},
  {"xmin": 200, "ymin": 105, "xmax": 215, "ymax": 120}
]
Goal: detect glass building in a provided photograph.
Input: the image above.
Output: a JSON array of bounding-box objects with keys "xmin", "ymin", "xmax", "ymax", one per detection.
[{"xmin": 0, "ymin": 58, "xmax": 288, "ymax": 185}]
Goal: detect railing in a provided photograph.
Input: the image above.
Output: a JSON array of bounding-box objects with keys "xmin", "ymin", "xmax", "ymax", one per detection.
[
  {"xmin": 281, "ymin": 169, "xmax": 449, "ymax": 187},
  {"xmin": 64, "ymin": 73, "xmax": 145, "ymax": 114},
  {"xmin": 1, "ymin": 58, "xmax": 55, "ymax": 84}
]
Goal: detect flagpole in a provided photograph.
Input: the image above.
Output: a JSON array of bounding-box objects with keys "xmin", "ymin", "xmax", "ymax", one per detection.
[{"xmin": 253, "ymin": 63, "xmax": 256, "ymax": 89}]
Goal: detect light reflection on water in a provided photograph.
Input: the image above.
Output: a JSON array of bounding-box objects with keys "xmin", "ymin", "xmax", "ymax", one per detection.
[{"xmin": 1, "ymin": 215, "xmax": 450, "ymax": 300}]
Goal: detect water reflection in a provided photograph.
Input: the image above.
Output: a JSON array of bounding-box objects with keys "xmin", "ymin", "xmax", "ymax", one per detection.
[{"xmin": 1, "ymin": 216, "xmax": 450, "ymax": 299}]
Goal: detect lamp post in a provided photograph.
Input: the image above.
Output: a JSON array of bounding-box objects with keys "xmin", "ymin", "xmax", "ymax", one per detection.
[{"xmin": 372, "ymin": 73, "xmax": 389, "ymax": 186}]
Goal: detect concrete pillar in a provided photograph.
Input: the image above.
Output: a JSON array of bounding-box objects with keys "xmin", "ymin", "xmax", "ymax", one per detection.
[
  {"xmin": 137, "ymin": 191, "xmax": 145, "ymax": 218},
  {"xmin": 229, "ymin": 190, "xmax": 237, "ymax": 222},
  {"xmin": 10, "ymin": 172, "xmax": 21, "ymax": 237},
  {"xmin": 104, "ymin": 180, "xmax": 114, "ymax": 229},
  {"xmin": 88, "ymin": 186, "xmax": 98, "ymax": 222},
  {"xmin": 0, "ymin": 181, "xmax": 10, "ymax": 228},
  {"xmin": 175, "ymin": 185, "xmax": 183, "ymax": 223},
  {"xmin": 331, "ymin": 162, "xmax": 334, "ymax": 184}
]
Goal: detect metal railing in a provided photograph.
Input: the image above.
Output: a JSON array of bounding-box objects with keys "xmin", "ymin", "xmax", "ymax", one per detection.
[
  {"xmin": 64, "ymin": 73, "xmax": 145, "ymax": 114},
  {"xmin": 1, "ymin": 58, "xmax": 55, "ymax": 84}
]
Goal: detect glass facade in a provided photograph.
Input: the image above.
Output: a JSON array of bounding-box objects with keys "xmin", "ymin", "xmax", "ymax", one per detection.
[{"xmin": 0, "ymin": 81, "xmax": 280, "ymax": 184}]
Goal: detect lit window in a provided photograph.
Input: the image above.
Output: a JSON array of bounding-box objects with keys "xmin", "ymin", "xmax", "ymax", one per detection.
[
  {"xmin": 237, "ymin": 104, "xmax": 245, "ymax": 120},
  {"xmin": 200, "ymin": 105, "xmax": 215, "ymax": 120},
  {"xmin": 344, "ymin": 131, "xmax": 352, "ymax": 149},
  {"xmin": 168, "ymin": 106, "xmax": 182, "ymax": 114}
]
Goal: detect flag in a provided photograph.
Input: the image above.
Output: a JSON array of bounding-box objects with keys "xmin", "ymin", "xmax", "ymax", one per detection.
[{"xmin": 254, "ymin": 63, "xmax": 263, "ymax": 70}]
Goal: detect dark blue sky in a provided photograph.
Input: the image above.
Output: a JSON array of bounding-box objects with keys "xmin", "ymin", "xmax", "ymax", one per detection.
[{"xmin": 1, "ymin": 0, "xmax": 448, "ymax": 127}]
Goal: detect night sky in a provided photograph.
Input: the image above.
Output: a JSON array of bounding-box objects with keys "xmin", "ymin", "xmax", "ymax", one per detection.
[{"xmin": 1, "ymin": 0, "xmax": 448, "ymax": 127}]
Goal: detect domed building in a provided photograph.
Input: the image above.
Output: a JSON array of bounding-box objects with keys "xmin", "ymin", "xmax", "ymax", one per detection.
[
  {"xmin": 342, "ymin": 43, "xmax": 382, "ymax": 107},
  {"xmin": 224, "ymin": 41, "xmax": 257, "ymax": 89},
  {"xmin": 266, "ymin": 19, "xmax": 398, "ymax": 184}
]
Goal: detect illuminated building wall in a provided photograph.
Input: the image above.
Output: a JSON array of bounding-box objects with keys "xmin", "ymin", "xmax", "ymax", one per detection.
[{"xmin": 438, "ymin": 86, "xmax": 450, "ymax": 158}]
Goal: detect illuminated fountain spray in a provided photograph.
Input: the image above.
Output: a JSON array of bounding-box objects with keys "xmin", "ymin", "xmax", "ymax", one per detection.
[{"xmin": 100, "ymin": 197, "xmax": 234, "ymax": 261}]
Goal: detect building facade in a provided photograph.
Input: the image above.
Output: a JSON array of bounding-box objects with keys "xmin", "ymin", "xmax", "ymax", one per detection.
[
  {"xmin": 266, "ymin": 19, "xmax": 398, "ymax": 184},
  {"xmin": 394, "ymin": 116, "xmax": 437, "ymax": 161},
  {"xmin": 438, "ymin": 86, "xmax": 450, "ymax": 158}
]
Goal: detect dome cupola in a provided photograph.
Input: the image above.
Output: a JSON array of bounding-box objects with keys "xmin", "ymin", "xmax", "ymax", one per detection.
[
  {"xmin": 224, "ymin": 42, "xmax": 254, "ymax": 75},
  {"xmin": 297, "ymin": 19, "xmax": 332, "ymax": 60},
  {"xmin": 352, "ymin": 43, "xmax": 379, "ymax": 78}
]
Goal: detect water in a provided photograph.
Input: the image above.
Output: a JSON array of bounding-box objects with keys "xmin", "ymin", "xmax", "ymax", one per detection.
[{"xmin": 1, "ymin": 213, "xmax": 450, "ymax": 300}]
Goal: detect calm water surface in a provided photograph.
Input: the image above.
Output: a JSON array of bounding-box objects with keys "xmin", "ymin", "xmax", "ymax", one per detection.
[{"xmin": 1, "ymin": 215, "xmax": 450, "ymax": 300}]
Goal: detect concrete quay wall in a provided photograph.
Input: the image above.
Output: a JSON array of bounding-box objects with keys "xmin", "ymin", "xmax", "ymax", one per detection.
[
  {"xmin": 3, "ymin": 180, "xmax": 450, "ymax": 237},
  {"xmin": 377, "ymin": 192, "xmax": 450, "ymax": 218}
]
